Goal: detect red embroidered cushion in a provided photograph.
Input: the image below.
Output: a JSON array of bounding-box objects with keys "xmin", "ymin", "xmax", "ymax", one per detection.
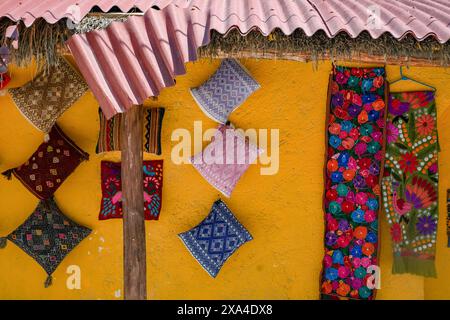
[
  {"xmin": 3, "ymin": 125, "xmax": 89, "ymax": 199},
  {"xmin": 99, "ymin": 160, "xmax": 163, "ymax": 220}
]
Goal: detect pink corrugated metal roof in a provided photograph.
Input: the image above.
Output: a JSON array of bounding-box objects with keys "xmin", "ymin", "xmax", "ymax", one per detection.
[
  {"xmin": 67, "ymin": 1, "xmax": 327, "ymax": 118},
  {"xmin": 310, "ymin": 0, "xmax": 450, "ymax": 42},
  {"xmin": 0, "ymin": 0, "xmax": 183, "ymax": 27},
  {"xmin": 65, "ymin": 0, "xmax": 450, "ymax": 118}
]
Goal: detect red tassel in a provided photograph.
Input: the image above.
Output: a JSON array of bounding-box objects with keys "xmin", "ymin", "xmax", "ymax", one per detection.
[{"xmin": 0, "ymin": 73, "xmax": 10, "ymax": 90}]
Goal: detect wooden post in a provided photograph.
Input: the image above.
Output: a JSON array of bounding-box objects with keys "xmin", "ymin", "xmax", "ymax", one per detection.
[{"xmin": 121, "ymin": 105, "xmax": 147, "ymax": 300}]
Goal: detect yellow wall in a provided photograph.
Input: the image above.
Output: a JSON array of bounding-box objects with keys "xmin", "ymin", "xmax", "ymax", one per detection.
[{"xmin": 0, "ymin": 58, "xmax": 449, "ymax": 299}]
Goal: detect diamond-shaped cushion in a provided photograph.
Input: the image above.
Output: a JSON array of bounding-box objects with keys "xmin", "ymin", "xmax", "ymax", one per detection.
[
  {"xmin": 179, "ymin": 199, "xmax": 252, "ymax": 277},
  {"xmin": 190, "ymin": 59, "xmax": 260, "ymax": 124},
  {"xmin": 2, "ymin": 124, "xmax": 89, "ymax": 199},
  {"xmin": 99, "ymin": 160, "xmax": 163, "ymax": 220},
  {"xmin": 190, "ymin": 124, "xmax": 262, "ymax": 198},
  {"xmin": 4, "ymin": 198, "xmax": 91, "ymax": 286},
  {"xmin": 9, "ymin": 56, "xmax": 88, "ymax": 133}
]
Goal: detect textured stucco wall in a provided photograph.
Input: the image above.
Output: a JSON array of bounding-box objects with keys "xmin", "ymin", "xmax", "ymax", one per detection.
[{"xmin": 0, "ymin": 58, "xmax": 449, "ymax": 299}]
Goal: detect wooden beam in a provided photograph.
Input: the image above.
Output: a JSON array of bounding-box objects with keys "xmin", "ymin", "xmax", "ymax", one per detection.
[
  {"xmin": 63, "ymin": 46, "xmax": 447, "ymax": 68},
  {"xmin": 207, "ymin": 49, "xmax": 447, "ymax": 67},
  {"xmin": 121, "ymin": 105, "xmax": 147, "ymax": 300}
]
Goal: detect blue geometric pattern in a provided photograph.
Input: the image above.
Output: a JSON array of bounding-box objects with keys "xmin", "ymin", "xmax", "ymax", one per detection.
[
  {"xmin": 190, "ymin": 59, "xmax": 260, "ymax": 124},
  {"xmin": 179, "ymin": 199, "xmax": 253, "ymax": 277}
]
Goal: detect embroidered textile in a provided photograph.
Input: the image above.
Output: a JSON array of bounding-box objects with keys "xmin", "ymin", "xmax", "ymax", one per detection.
[
  {"xmin": 3, "ymin": 198, "xmax": 91, "ymax": 286},
  {"xmin": 99, "ymin": 160, "xmax": 163, "ymax": 220},
  {"xmin": 321, "ymin": 66, "xmax": 387, "ymax": 300},
  {"xmin": 382, "ymin": 91, "xmax": 439, "ymax": 277},
  {"xmin": 178, "ymin": 199, "xmax": 252, "ymax": 277},
  {"xmin": 3, "ymin": 125, "xmax": 89, "ymax": 199}
]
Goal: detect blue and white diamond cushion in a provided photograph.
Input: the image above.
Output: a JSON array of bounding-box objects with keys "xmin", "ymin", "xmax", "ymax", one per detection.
[
  {"xmin": 190, "ymin": 59, "xmax": 260, "ymax": 124},
  {"xmin": 178, "ymin": 199, "xmax": 253, "ymax": 278}
]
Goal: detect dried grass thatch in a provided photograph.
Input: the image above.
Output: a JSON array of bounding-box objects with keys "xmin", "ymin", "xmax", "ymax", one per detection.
[
  {"xmin": 200, "ymin": 29, "xmax": 450, "ymax": 67},
  {"xmin": 1, "ymin": 15, "xmax": 449, "ymax": 70},
  {"xmin": 0, "ymin": 19, "xmax": 70, "ymax": 71}
]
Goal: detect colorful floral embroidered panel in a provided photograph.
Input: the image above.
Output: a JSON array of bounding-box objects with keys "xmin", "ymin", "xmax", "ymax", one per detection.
[
  {"xmin": 321, "ymin": 66, "xmax": 386, "ymax": 300},
  {"xmin": 2, "ymin": 124, "xmax": 89, "ymax": 200},
  {"xmin": 382, "ymin": 91, "xmax": 439, "ymax": 278},
  {"xmin": 4, "ymin": 198, "xmax": 91, "ymax": 286},
  {"xmin": 99, "ymin": 160, "xmax": 163, "ymax": 220}
]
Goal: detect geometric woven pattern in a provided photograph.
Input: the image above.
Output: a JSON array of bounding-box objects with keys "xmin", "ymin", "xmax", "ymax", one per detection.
[
  {"xmin": 96, "ymin": 107, "xmax": 165, "ymax": 155},
  {"xmin": 190, "ymin": 124, "xmax": 261, "ymax": 198},
  {"xmin": 96, "ymin": 108, "xmax": 122, "ymax": 153},
  {"xmin": 190, "ymin": 59, "xmax": 260, "ymax": 124},
  {"xmin": 5, "ymin": 198, "xmax": 91, "ymax": 285},
  {"xmin": 9, "ymin": 56, "xmax": 88, "ymax": 133},
  {"xmin": 179, "ymin": 199, "xmax": 253, "ymax": 278},
  {"xmin": 3, "ymin": 124, "xmax": 89, "ymax": 200},
  {"xmin": 99, "ymin": 160, "xmax": 163, "ymax": 220},
  {"xmin": 144, "ymin": 108, "xmax": 165, "ymax": 155}
]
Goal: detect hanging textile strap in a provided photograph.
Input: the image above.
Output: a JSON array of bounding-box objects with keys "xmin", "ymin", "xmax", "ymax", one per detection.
[
  {"xmin": 44, "ymin": 275, "xmax": 53, "ymax": 288},
  {"xmin": 2, "ymin": 169, "xmax": 13, "ymax": 180},
  {"xmin": 0, "ymin": 237, "xmax": 7, "ymax": 248}
]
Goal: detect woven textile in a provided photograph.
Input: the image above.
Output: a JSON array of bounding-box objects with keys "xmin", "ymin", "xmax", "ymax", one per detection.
[
  {"xmin": 3, "ymin": 198, "xmax": 91, "ymax": 286},
  {"xmin": 144, "ymin": 108, "xmax": 165, "ymax": 155},
  {"xmin": 9, "ymin": 56, "xmax": 88, "ymax": 133},
  {"xmin": 96, "ymin": 107, "xmax": 165, "ymax": 155},
  {"xmin": 382, "ymin": 91, "xmax": 439, "ymax": 277},
  {"xmin": 190, "ymin": 59, "xmax": 260, "ymax": 124},
  {"xmin": 321, "ymin": 66, "xmax": 387, "ymax": 300},
  {"xmin": 179, "ymin": 199, "xmax": 252, "ymax": 278},
  {"xmin": 190, "ymin": 124, "xmax": 261, "ymax": 198},
  {"xmin": 2, "ymin": 125, "xmax": 89, "ymax": 199},
  {"xmin": 96, "ymin": 108, "xmax": 122, "ymax": 153},
  {"xmin": 99, "ymin": 160, "xmax": 163, "ymax": 220}
]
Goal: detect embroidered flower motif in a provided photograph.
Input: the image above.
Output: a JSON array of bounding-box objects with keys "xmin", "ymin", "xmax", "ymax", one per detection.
[
  {"xmin": 322, "ymin": 66, "xmax": 385, "ymax": 300},
  {"xmin": 398, "ymin": 152, "xmax": 418, "ymax": 174},
  {"xmin": 405, "ymin": 176, "xmax": 437, "ymax": 209},
  {"xmin": 386, "ymin": 123, "xmax": 399, "ymax": 144},
  {"xmin": 401, "ymin": 91, "xmax": 434, "ymax": 109},
  {"xmin": 389, "ymin": 96, "xmax": 409, "ymax": 116},
  {"xmin": 416, "ymin": 216, "xmax": 437, "ymax": 236},
  {"xmin": 416, "ymin": 114, "xmax": 435, "ymax": 137}
]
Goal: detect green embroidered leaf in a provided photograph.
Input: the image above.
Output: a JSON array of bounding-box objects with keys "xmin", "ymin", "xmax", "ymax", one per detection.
[
  {"xmin": 388, "ymin": 146, "xmax": 402, "ymax": 157},
  {"xmin": 408, "ymin": 112, "xmax": 416, "ymax": 143},
  {"xmin": 407, "ymin": 210, "xmax": 418, "ymax": 238},
  {"xmin": 395, "ymin": 143, "xmax": 408, "ymax": 151},
  {"xmin": 416, "ymin": 144, "xmax": 437, "ymax": 159},
  {"xmin": 430, "ymin": 176, "xmax": 438, "ymax": 183},
  {"xmin": 391, "ymin": 170, "xmax": 402, "ymax": 183}
]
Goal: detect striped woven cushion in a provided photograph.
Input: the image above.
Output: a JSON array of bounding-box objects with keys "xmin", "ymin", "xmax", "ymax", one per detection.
[{"xmin": 96, "ymin": 107, "xmax": 165, "ymax": 154}]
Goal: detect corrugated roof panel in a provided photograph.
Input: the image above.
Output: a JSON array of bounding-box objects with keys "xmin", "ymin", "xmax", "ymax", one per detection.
[
  {"xmin": 309, "ymin": 0, "xmax": 450, "ymax": 41},
  {"xmin": 0, "ymin": 0, "xmax": 182, "ymax": 26},
  {"xmin": 66, "ymin": 1, "xmax": 450, "ymax": 118},
  {"xmin": 66, "ymin": 1, "xmax": 328, "ymax": 118},
  {"xmin": 67, "ymin": 5, "xmax": 199, "ymax": 118}
]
